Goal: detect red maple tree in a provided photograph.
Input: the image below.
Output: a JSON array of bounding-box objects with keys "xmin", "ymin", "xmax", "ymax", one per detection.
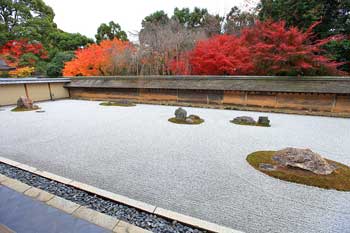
[
  {"xmin": 0, "ymin": 39, "xmax": 48, "ymax": 67},
  {"xmin": 189, "ymin": 35, "xmax": 254, "ymax": 75},
  {"xmin": 171, "ymin": 20, "xmax": 345, "ymax": 76},
  {"xmin": 241, "ymin": 20, "xmax": 345, "ymax": 76}
]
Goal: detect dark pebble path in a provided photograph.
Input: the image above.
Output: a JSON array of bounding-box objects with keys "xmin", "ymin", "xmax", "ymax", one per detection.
[{"xmin": 0, "ymin": 162, "xmax": 206, "ymax": 233}]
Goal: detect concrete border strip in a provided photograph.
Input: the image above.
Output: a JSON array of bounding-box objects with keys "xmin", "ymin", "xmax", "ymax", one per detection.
[
  {"xmin": 0, "ymin": 156, "xmax": 243, "ymax": 233},
  {"xmin": 0, "ymin": 175, "xmax": 150, "ymax": 233}
]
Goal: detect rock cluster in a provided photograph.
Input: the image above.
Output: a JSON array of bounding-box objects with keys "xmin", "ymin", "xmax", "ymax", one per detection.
[
  {"xmin": 172, "ymin": 108, "xmax": 204, "ymax": 125},
  {"xmin": 232, "ymin": 116, "xmax": 270, "ymax": 127},
  {"xmin": 273, "ymin": 148, "xmax": 336, "ymax": 175},
  {"xmin": 17, "ymin": 96, "xmax": 39, "ymax": 110}
]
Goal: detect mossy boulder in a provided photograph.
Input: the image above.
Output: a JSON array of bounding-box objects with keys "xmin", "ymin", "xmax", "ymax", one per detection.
[
  {"xmin": 247, "ymin": 150, "xmax": 350, "ymax": 191},
  {"xmin": 12, "ymin": 96, "xmax": 40, "ymax": 112}
]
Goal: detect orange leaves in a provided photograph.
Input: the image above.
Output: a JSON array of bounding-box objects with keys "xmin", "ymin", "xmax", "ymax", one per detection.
[{"xmin": 63, "ymin": 38, "xmax": 133, "ymax": 76}]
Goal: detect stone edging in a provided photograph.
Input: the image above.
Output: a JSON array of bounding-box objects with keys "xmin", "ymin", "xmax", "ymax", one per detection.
[
  {"xmin": 0, "ymin": 156, "xmax": 242, "ymax": 233},
  {"xmin": 0, "ymin": 171, "xmax": 150, "ymax": 233}
]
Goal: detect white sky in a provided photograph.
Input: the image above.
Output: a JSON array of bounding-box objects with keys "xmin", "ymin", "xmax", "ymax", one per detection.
[{"xmin": 44, "ymin": 0, "xmax": 258, "ymax": 41}]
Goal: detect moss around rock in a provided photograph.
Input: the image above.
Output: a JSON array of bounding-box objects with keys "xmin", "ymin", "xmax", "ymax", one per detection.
[
  {"xmin": 168, "ymin": 115, "xmax": 204, "ymax": 125},
  {"xmin": 99, "ymin": 101, "xmax": 136, "ymax": 107},
  {"xmin": 11, "ymin": 106, "xmax": 40, "ymax": 112},
  {"xmin": 247, "ymin": 151, "xmax": 350, "ymax": 191}
]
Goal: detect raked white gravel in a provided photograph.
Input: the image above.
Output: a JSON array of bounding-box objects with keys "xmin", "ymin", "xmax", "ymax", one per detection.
[{"xmin": 0, "ymin": 100, "xmax": 349, "ymax": 233}]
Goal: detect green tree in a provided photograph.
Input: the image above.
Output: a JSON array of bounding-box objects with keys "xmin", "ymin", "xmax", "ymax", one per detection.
[
  {"xmin": 172, "ymin": 7, "xmax": 222, "ymax": 36},
  {"xmin": 49, "ymin": 31, "xmax": 93, "ymax": 51},
  {"xmin": 0, "ymin": 0, "xmax": 56, "ymax": 46},
  {"xmin": 258, "ymin": 0, "xmax": 350, "ymax": 37},
  {"xmin": 142, "ymin": 10, "xmax": 169, "ymax": 26},
  {"xmin": 173, "ymin": 7, "xmax": 208, "ymax": 28},
  {"xmin": 46, "ymin": 51, "xmax": 75, "ymax": 77},
  {"xmin": 224, "ymin": 6, "xmax": 257, "ymax": 35},
  {"xmin": 95, "ymin": 21, "xmax": 128, "ymax": 43}
]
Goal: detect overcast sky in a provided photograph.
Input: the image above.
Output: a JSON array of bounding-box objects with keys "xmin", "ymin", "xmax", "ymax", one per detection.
[{"xmin": 44, "ymin": 0, "xmax": 258, "ymax": 40}]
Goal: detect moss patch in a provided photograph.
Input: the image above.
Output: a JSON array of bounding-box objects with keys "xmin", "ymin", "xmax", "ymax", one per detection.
[
  {"xmin": 11, "ymin": 106, "xmax": 40, "ymax": 112},
  {"xmin": 247, "ymin": 151, "xmax": 350, "ymax": 191},
  {"xmin": 168, "ymin": 117, "xmax": 204, "ymax": 125},
  {"xmin": 230, "ymin": 120, "xmax": 270, "ymax": 127},
  {"xmin": 99, "ymin": 101, "xmax": 136, "ymax": 107}
]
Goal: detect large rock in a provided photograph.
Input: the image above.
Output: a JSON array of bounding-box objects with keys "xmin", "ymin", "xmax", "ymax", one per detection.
[
  {"xmin": 258, "ymin": 116, "xmax": 270, "ymax": 126},
  {"xmin": 17, "ymin": 96, "xmax": 34, "ymax": 109},
  {"xmin": 232, "ymin": 116, "xmax": 256, "ymax": 125},
  {"xmin": 273, "ymin": 148, "xmax": 336, "ymax": 175},
  {"xmin": 175, "ymin": 108, "xmax": 187, "ymax": 120}
]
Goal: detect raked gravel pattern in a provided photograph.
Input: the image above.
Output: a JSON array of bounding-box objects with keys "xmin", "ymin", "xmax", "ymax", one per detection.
[
  {"xmin": 0, "ymin": 162, "xmax": 204, "ymax": 233},
  {"xmin": 0, "ymin": 100, "xmax": 350, "ymax": 233}
]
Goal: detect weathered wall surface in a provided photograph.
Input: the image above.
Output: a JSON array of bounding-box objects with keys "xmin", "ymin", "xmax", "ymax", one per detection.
[
  {"xmin": 0, "ymin": 78, "xmax": 70, "ymax": 106},
  {"xmin": 0, "ymin": 84, "xmax": 27, "ymax": 106},
  {"xmin": 2, "ymin": 76, "xmax": 349, "ymax": 117},
  {"xmin": 66, "ymin": 76, "xmax": 350, "ymax": 117}
]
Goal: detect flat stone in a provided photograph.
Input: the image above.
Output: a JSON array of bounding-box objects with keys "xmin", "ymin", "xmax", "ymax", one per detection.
[
  {"xmin": 154, "ymin": 208, "xmax": 242, "ymax": 233},
  {"xmin": 16, "ymin": 163, "xmax": 37, "ymax": 173},
  {"xmin": 47, "ymin": 196, "xmax": 80, "ymax": 214},
  {"xmin": 0, "ymin": 156, "xmax": 20, "ymax": 167},
  {"xmin": 24, "ymin": 187, "xmax": 41, "ymax": 198},
  {"xmin": 259, "ymin": 163, "xmax": 277, "ymax": 171},
  {"xmin": 36, "ymin": 190, "xmax": 55, "ymax": 202},
  {"xmin": 24, "ymin": 187, "xmax": 54, "ymax": 202},
  {"xmin": 113, "ymin": 221, "xmax": 152, "ymax": 233},
  {"xmin": 34, "ymin": 170, "xmax": 73, "ymax": 185},
  {"xmin": 73, "ymin": 206, "xmax": 119, "ymax": 230},
  {"xmin": 69, "ymin": 181, "xmax": 101, "ymax": 194},
  {"xmin": 1, "ymin": 178, "xmax": 31, "ymax": 193},
  {"xmin": 0, "ymin": 174, "xmax": 9, "ymax": 183}
]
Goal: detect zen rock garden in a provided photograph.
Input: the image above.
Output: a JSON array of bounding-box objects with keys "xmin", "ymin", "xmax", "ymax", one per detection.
[
  {"xmin": 168, "ymin": 107, "xmax": 204, "ymax": 125},
  {"xmin": 99, "ymin": 100, "xmax": 136, "ymax": 107},
  {"xmin": 247, "ymin": 147, "xmax": 350, "ymax": 191},
  {"xmin": 231, "ymin": 116, "xmax": 270, "ymax": 127},
  {"xmin": 11, "ymin": 96, "xmax": 40, "ymax": 112}
]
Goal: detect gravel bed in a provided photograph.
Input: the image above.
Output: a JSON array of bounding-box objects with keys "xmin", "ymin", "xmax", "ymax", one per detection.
[
  {"xmin": 1, "ymin": 100, "xmax": 350, "ymax": 233},
  {"xmin": 0, "ymin": 162, "xmax": 205, "ymax": 233}
]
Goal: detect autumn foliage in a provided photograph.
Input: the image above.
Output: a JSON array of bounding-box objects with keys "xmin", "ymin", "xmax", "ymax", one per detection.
[
  {"xmin": 9, "ymin": 67, "xmax": 35, "ymax": 78},
  {"xmin": 172, "ymin": 20, "xmax": 345, "ymax": 76},
  {"xmin": 240, "ymin": 20, "xmax": 345, "ymax": 75},
  {"xmin": 189, "ymin": 35, "xmax": 254, "ymax": 75},
  {"xmin": 0, "ymin": 39, "xmax": 48, "ymax": 67},
  {"xmin": 0, "ymin": 39, "xmax": 48, "ymax": 77},
  {"xmin": 63, "ymin": 38, "xmax": 134, "ymax": 76},
  {"xmin": 61, "ymin": 20, "xmax": 346, "ymax": 77}
]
